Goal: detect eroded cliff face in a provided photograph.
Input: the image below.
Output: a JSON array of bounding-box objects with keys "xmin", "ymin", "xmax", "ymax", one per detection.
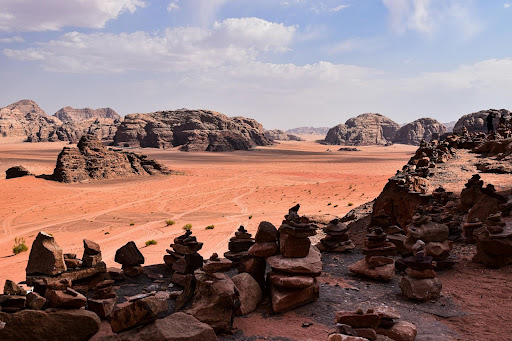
[
  {"xmin": 264, "ymin": 129, "xmax": 304, "ymax": 141},
  {"xmin": 52, "ymin": 136, "xmax": 171, "ymax": 183},
  {"xmin": 393, "ymin": 118, "xmax": 447, "ymax": 145},
  {"xmin": 113, "ymin": 110, "xmax": 272, "ymax": 152},
  {"xmin": 53, "ymin": 107, "xmax": 120, "ymax": 122},
  {"xmin": 453, "ymin": 109, "xmax": 510, "ymax": 134},
  {"xmin": 324, "ymin": 113, "xmax": 400, "ymax": 146}
]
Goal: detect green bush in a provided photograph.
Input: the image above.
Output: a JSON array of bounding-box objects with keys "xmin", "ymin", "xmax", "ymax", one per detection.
[
  {"xmin": 129, "ymin": 222, "xmax": 135, "ymax": 226},
  {"xmin": 248, "ymin": 215, "xmax": 253, "ymax": 219},
  {"xmin": 165, "ymin": 220, "xmax": 175, "ymax": 226},
  {"xmin": 205, "ymin": 225, "xmax": 215, "ymax": 230},
  {"xmin": 145, "ymin": 240, "xmax": 157, "ymax": 246},
  {"xmin": 348, "ymin": 202, "xmax": 354, "ymax": 207},
  {"xmin": 183, "ymin": 224, "xmax": 193, "ymax": 231},
  {"xmin": 13, "ymin": 237, "xmax": 28, "ymax": 255}
]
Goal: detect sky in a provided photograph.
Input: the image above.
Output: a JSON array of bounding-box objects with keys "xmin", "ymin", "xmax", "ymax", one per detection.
[{"xmin": 0, "ymin": 0, "xmax": 512, "ymax": 129}]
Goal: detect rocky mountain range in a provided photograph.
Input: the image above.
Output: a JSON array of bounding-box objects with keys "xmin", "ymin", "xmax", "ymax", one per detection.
[
  {"xmin": 0, "ymin": 100, "xmax": 121, "ymax": 142},
  {"xmin": 113, "ymin": 110, "xmax": 272, "ymax": 152},
  {"xmin": 264, "ymin": 129, "xmax": 304, "ymax": 142}
]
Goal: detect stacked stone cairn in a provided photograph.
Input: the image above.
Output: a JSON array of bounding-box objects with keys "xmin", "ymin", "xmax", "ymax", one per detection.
[
  {"xmin": 265, "ymin": 204, "xmax": 322, "ymax": 313},
  {"xmin": 329, "ymin": 306, "xmax": 417, "ymax": 341},
  {"xmin": 399, "ymin": 240, "xmax": 442, "ymax": 302},
  {"xmin": 473, "ymin": 212, "xmax": 512, "ymax": 268},
  {"xmin": 88, "ymin": 279, "xmax": 117, "ymax": 319},
  {"xmin": 224, "ymin": 226, "xmax": 255, "ymax": 266},
  {"xmin": 203, "ymin": 253, "xmax": 232, "ymax": 273},
  {"xmin": 404, "ymin": 212, "xmax": 456, "ymax": 270},
  {"xmin": 316, "ymin": 218, "xmax": 355, "ymax": 253},
  {"xmin": 164, "ymin": 230, "xmax": 204, "ymax": 286},
  {"xmin": 349, "ymin": 227, "xmax": 396, "ymax": 282},
  {"xmin": 428, "ymin": 187, "xmax": 463, "ymax": 241},
  {"xmin": 369, "ymin": 209, "xmax": 407, "ymax": 253},
  {"xmin": 463, "ymin": 218, "xmax": 484, "ymax": 244},
  {"xmin": 114, "ymin": 241, "xmax": 145, "ymax": 277}
]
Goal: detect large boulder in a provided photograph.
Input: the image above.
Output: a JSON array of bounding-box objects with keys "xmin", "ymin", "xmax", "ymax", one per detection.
[
  {"xmin": 52, "ymin": 136, "xmax": 171, "ymax": 183},
  {"xmin": 109, "ymin": 297, "xmax": 168, "ymax": 333},
  {"xmin": 113, "ymin": 110, "xmax": 272, "ymax": 152},
  {"xmin": 26, "ymin": 232, "xmax": 67, "ymax": 276},
  {"xmin": 100, "ymin": 312, "xmax": 217, "ymax": 341},
  {"xmin": 0, "ymin": 309, "xmax": 100, "ymax": 341},
  {"xmin": 5, "ymin": 166, "xmax": 33, "ymax": 179},
  {"xmin": 324, "ymin": 113, "xmax": 399, "ymax": 146},
  {"xmin": 115, "ymin": 241, "xmax": 145, "ymax": 266},
  {"xmin": 267, "ymin": 246, "xmax": 322, "ymax": 276},
  {"xmin": 453, "ymin": 109, "xmax": 510, "ymax": 134},
  {"xmin": 393, "ymin": 118, "xmax": 446, "ymax": 145},
  {"xmin": 231, "ymin": 273, "xmax": 262, "ymax": 315}
]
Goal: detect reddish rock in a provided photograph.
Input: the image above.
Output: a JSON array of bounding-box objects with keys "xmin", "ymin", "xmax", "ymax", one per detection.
[
  {"xmin": 349, "ymin": 259, "xmax": 394, "ymax": 282},
  {"xmin": 109, "ymin": 297, "xmax": 167, "ymax": 333},
  {"xmin": 279, "ymin": 234, "xmax": 311, "ymax": 258},
  {"xmin": 399, "ymin": 276, "xmax": 442, "ymax": 301},
  {"xmin": 26, "ymin": 292, "xmax": 46, "ymax": 310},
  {"xmin": 376, "ymin": 321, "xmax": 417, "ymax": 341},
  {"xmin": 248, "ymin": 242, "xmax": 278, "ymax": 257},
  {"xmin": 4, "ymin": 280, "xmax": 26, "ymax": 296},
  {"xmin": 269, "ymin": 272, "xmax": 316, "ymax": 289},
  {"xmin": 46, "ymin": 288, "xmax": 87, "ymax": 309},
  {"xmin": 232, "ymin": 273, "xmax": 262, "ymax": 316},
  {"xmin": 26, "ymin": 232, "xmax": 67, "ymax": 276},
  {"xmin": 335, "ymin": 310, "xmax": 381, "ymax": 329},
  {"xmin": 255, "ymin": 221, "xmax": 279, "ymax": 242},
  {"xmin": 238, "ymin": 256, "xmax": 266, "ymax": 288},
  {"xmin": 267, "ymin": 246, "xmax": 322, "ymax": 276},
  {"xmin": 271, "ymin": 281, "xmax": 319, "ymax": 313},
  {"xmin": 87, "ymin": 298, "xmax": 117, "ymax": 319},
  {"xmin": 115, "ymin": 241, "xmax": 145, "ymax": 266}
]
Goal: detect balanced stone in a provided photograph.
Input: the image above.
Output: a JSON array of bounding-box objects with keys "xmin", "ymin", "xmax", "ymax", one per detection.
[
  {"xmin": 203, "ymin": 253, "xmax": 232, "ymax": 273},
  {"xmin": 26, "ymin": 232, "xmax": 67, "ymax": 276},
  {"xmin": 224, "ymin": 226, "xmax": 254, "ymax": 265},
  {"xmin": 316, "ymin": 218, "xmax": 355, "ymax": 253}
]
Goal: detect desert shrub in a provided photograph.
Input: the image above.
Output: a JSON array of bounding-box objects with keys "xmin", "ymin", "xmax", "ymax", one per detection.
[
  {"xmin": 205, "ymin": 225, "xmax": 215, "ymax": 230},
  {"xmin": 145, "ymin": 240, "xmax": 157, "ymax": 246},
  {"xmin": 327, "ymin": 202, "xmax": 332, "ymax": 206},
  {"xmin": 348, "ymin": 202, "xmax": 354, "ymax": 206},
  {"xmin": 248, "ymin": 215, "xmax": 253, "ymax": 219},
  {"xmin": 129, "ymin": 222, "xmax": 135, "ymax": 226},
  {"xmin": 13, "ymin": 237, "xmax": 28, "ymax": 255},
  {"xmin": 183, "ymin": 224, "xmax": 193, "ymax": 231},
  {"xmin": 165, "ymin": 219, "xmax": 176, "ymax": 226}
]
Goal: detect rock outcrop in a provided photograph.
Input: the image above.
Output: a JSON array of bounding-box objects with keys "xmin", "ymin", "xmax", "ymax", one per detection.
[
  {"xmin": 324, "ymin": 113, "xmax": 399, "ymax": 146},
  {"xmin": 5, "ymin": 166, "xmax": 33, "ymax": 179},
  {"xmin": 53, "ymin": 107, "xmax": 120, "ymax": 122},
  {"xmin": 52, "ymin": 136, "xmax": 171, "ymax": 183},
  {"xmin": 113, "ymin": 110, "xmax": 272, "ymax": 151},
  {"xmin": 264, "ymin": 129, "xmax": 304, "ymax": 141},
  {"xmin": 453, "ymin": 109, "xmax": 510, "ymax": 134},
  {"xmin": 393, "ymin": 118, "xmax": 447, "ymax": 145}
]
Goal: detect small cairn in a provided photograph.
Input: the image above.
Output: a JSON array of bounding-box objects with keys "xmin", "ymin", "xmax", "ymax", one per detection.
[
  {"xmin": 330, "ymin": 307, "xmax": 417, "ymax": 341},
  {"xmin": 349, "ymin": 227, "xmax": 396, "ymax": 282},
  {"xmin": 266, "ymin": 205, "xmax": 321, "ymax": 313},
  {"xmin": 399, "ymin": 240, "xmax": 442, "ymax": 302},
  {"xmin": 463, "ymin": 218, "xmax": 484, "ymax": 244},
  {"xmin": 87, "ymin": 279, "xmax": 117, "ymax": 319},
  {"xmin": 82, "ymin": 239, "xmax": 102, "ymax": 267},
  {"xmin": 404, "ymin": 212, "xmax": 456, "ymax": 270},
  {"xmin": 0, "ymin": 280, "xmax": 28, "ymax": 313},
  {"xmin": 114, "ymin": 241, "xmax": 145, "ymax": 277},
  {"xmin": 248, "ymin": 221, "xmax": 279, "ymax": 258},
  {"xmin": 224, "ymin": 226, "xmax": 255, "ymax": 266},
  {"xmin": 473, "ymin": 212, "xmax": 512, "ymax": 268},
  {"xmin": 429, "ymin": 187, "xmax": 463, "ymax": 240},
  {"xmin": 203, "ymin": 253, "xmax": 232, "ymax": 273},
  {"xmin": 316, "ymin": 218, "xmax": 355, "ymax": 253},
  {"xmin": 370, "ymin": 209, "xmax": 406, "ymax": 253},
  {"xmin": 164, "ymin": 230, "xmax": 204, "ymax": 286}
]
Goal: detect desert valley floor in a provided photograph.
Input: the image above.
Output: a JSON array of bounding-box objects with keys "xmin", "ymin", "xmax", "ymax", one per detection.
[{"xmin": 0, "ymin": 139, "xmax": 415, "ymax": 286}]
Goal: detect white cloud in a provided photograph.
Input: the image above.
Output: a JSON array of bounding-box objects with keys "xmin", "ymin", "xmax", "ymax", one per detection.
[
  {"xmin": 329, "ymin": 4, "xmax": 350, "ymax": 12},
  {"xmin": 167, "ymin": 0, "xmax": 180, "ymax": 12},
  {"xmin": 382, "ymin": 0, "xmax": 482, "ymax": 38},
  {"xmin": 0, "ymin": 35, "xmax": 24, "ymax": 43},
  {"xmin": 505, "ymin": 3, "xmax": 512, "ymax": 8},
  {"xmin": 0, "ymin": 0, "xmax": 145, "ymax": 32},
  {"xmin": 3, "ymin": 18, "xmax": 297, "ymax": 73}
]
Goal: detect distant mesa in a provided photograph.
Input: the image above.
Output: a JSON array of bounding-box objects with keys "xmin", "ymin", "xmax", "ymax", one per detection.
[
  {"xmin": 53, "ymin": 106, "xmax": 121, "ymax": 123},
  {"xmin": 286, "ymin": 127, "xmax": 330, "ymax": 136},
  {"xmin": 324, "ymin": 113, "xmax": 400, "ymax": 146},
  {"xmin": 52, "ymin": 135, "xmax": 172, "ymax": 183},
  {"xmin": 264, "ymin": 129, "xmax": 304, "ymax": 142},
  {"xmin": 453, "ymin": 109, "xmax": 511, "ymax": 134},
  {"xmin": 393, "ymin": 118, "xmax": 446, "ymax": 146},
  {"xmin": 113, "ymin": 110, "xmax": 272, "ymax": 152}
]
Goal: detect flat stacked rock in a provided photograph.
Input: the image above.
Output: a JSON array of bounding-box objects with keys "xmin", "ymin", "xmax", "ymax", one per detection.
[
  {"xmin": 224, "ymin": 226, "xmax": 255, "ymax": 265},
  {"xmin": 370, "ymin": 209, "xmax": 407, "ymax": 253},
  {"xmin": 399, "ymin": 240, "xmax": 442, "ymax": 302},
  {"xmin": 266, "ymin": 205, "xmax": 321, "ymax": 313},
  {"xmin": 87, "ymin": 280, "xmax": 117, "ymax": 319},
  {"xmin": 0, "ymin": 280, "xmax": 28, "ymax": 313},
  {"xmin": 316, "ymin": 218, "xmax": 355, "ymax": 253},
  {"xmin": 330, "ymin": 307, "xmax": 417, "ymax": 341},
  {"xmin": 429, "ymin": 186, "xmax": 463, "ymax": 240},
  {"xmin": 473, "ymin": 212, "xmax": 512, "ymax": 268},
  {"xmin": 349, "ymin": 227, "xmax": 396, "ymax": 282},
  {"xmin": 463, "ymin": 218, "xmax": 483, "ymax": 244},
  {"xmin": 114, "ymin": 241, "xmax": 145, "ymax": 277},
  {"xmin": 404, "ymin": 212, "xmax": 456, "ymax": 270},
  {"xmin": 82, "ymin": 239, "xmax": 102, "ymax": 267},
  {"xmin": 164, "ymin": 230, "xmax": 204, "ymax": 286},
  {"xmin": 278, "ymin": 204, "xmax": 317, "ymax": 258},
  {"xmin": 248, "ymin": 221, "xmax": 279, "ymax": 258},
  {"xmin": 203, "ymin": 253, "xmax": 232, "ymax": 273}
]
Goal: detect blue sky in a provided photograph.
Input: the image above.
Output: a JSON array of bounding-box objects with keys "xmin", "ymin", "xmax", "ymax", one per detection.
[{"xmin": 1, "ymin": 0, "xmax": 512, "ymax": 129}]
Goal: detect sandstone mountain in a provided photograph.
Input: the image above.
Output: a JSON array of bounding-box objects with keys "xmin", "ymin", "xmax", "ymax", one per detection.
[
  {"xmin": 114, "ymin": 110, "xmax": 272, "ymax": 152},
  {"xmin": 52, "ymin": 136, "xmax": 171, "ymax": 183},
  {"xmin": 393, "ymin": 118, "xmax": 446, "ymax": 145},
  {"xmin": 0, "ymin": 100, "xmax": 121, "ymax": 142},
  {"xmin": 264, "ymin": 129, "xmax": 304, "ymax": 141},
  {"xmin": 53, "ymin": 106, "xmax": 120, "ymax": 122},
  {"xmin": 286, "ymin": 127, "xmax": 330, "ymax": 135},
  {"xmin": 453, "ymin": 109, "xmax": 511, "ymax": 134},
  {"xmin": 0, "ymin": 100, "xmax": 61, "ymax": 140},
  {"xmin": 324, "ymin": 113, "xmax": 400, "ymax": 146}
]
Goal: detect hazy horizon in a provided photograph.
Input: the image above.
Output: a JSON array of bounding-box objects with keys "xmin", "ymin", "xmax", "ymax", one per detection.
[{"xmin": 1, "ymin": 0, "xmax": 511, "ymax": 129}]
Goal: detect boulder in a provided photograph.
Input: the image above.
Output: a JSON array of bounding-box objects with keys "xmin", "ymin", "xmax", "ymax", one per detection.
[
  {"xmin": 113, "ymin": 110, "xmax": 272, "ymax": 152},
  {"xmin": 376, "ymin": 321, "xmax": 417, "ymax": 341},
  {"xmin": 109, "ymin": 297, "xmax": 168, "ymax": 333},
  {"xmin": 88, "ymin": 298, "xmax": 117, "ymax": 319},
  {"xmin": 100, "ymin": 312, "xmax": 217, "ymax": 341},
  {"xmin": 393, "ymin": 118, "xmax": 446, "ymax": 145},
  {"xmin": 4, "ymin": 280, "xmax": 27, "ymax": 295},
  {"xmin": 269, "ymin": 273, "xmax": 316, "ymax": 289},
  {"xmin": 232, "ymin": 273, "xmax": 262, "ymax": 315},
  {"xmin": 26, "ymin": 292, "xmax": 46, "ymax": 310},
  {"xmin": 0, "ymin": 309, "xmax": 100, "ymax": 341},
  {"xmin": 5, "ymin": 166, "xmax": 33, "ymax": 179},
  {"xmin": 349, "ymin": 259, "xmax": 394, "ymax": 282},
  {"xmin": 248, "ymin": 242, "xmax": 278, "ymax": 257},
  {"xmin": 115, "ymin": 241, "xmax": 145, "ymax": 266},
  {"xmin": 335, "ymin": 311, "xmax": 381, "ymax": 329},
  {"xmin": 271, "ymin": 281, "xmax": 319, "ymax": 313},
  {"xmin": 324, "ymin": 113, "xmax": 399, "ymax": 146},
  {"xmin": 399, "ymin": 276, "xmax": 442, "ymax": 302},
  {"xmin": 267, "ymin": 246, "xmax": 322, "ymax": 276},
  {"xmin": 255, "ymin": 221, "xmax": 279, "ymax": 242},
  {"xmin": 26, "ymin": 232, "xmax": 67, "ymax": 276},
  {"xmin": 45, "ymin": 288, "xmax": 87, "ymax": 309},
  {"xmin": 328, "ymin": 334, "xmax": 369, "ymax": 341}
]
